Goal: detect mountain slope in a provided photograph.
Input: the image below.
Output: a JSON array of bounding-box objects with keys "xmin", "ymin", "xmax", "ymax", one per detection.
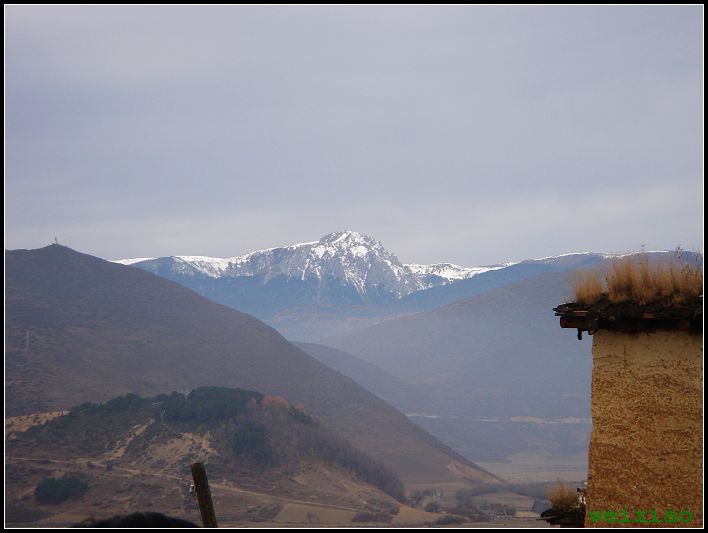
[
  {"xmin": 324, "ymin": 251, "xmax": 698, "ymax": 372},
  {"xmin": 8, "ymin": 386, "xmax": 405, "ymax": 499},
  {"xmin": 6, "ymin": 387, "xmax": 414, "ymax": 526},
  {"xmin": 5, "ymin": 244, "xmax": 500, "ymax": 486},
  {"xmin": 295, "ymin": 342, "xmax": 440, "ymax": 415},
  {"xmin": 320, "ymin": 251, "xmax": 700, "ymax": 462},
  {"xmin": 325, "ymin": 270, "xmax": 593, "ymax": 417},
  {"xmin": 321, "ymin": 270, "xmax": 594, "ymax": 462}
]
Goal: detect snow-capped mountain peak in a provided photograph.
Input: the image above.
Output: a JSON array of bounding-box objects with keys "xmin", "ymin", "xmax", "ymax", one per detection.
[
  {"xmin": 113, "ymin": 231, "xmax": 501, "ymax": 298},
  {"xmin": 226, "ymin": 230, "xmax": 422, "ymax": 297},
  {"xmin": 116, "ymin": 231, "xmax": 427, "ymax": 298}
]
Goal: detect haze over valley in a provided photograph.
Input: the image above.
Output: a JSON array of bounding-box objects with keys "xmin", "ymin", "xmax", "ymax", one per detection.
[
  {"xmin": 6, "ymin": 5, "xmax": 701, "ymax": 528},
  {"xmin": 111, "ymin": 231, "xmax": 701, "ymax": 469}
]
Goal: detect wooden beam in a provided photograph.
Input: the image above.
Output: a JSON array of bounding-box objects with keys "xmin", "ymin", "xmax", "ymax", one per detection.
[
  {"xmin": 191, "ymin": 462, "xmax": 218, "ymax": 528},
  {"xmin": 559, "ymin": 316, "xmax": 589, "ymax": 329}
]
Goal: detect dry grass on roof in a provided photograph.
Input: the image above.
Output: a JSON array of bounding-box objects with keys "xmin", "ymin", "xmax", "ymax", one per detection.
[{"xmin": 573, "ymin": 255, "xmax": 703, "ymax": 307}]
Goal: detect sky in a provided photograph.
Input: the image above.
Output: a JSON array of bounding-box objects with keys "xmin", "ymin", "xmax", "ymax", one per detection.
[{"xmin": 5, "ymin": 6, "xmax": 703, "ymax": 266}]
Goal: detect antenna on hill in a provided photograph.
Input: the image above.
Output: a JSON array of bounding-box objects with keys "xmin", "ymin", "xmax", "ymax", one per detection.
[{"xmin": 54, "ymin": 237, "xmax": 58, "ymax": 245}]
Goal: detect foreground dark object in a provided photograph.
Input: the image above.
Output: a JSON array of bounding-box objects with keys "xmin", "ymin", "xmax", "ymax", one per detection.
[
  {"xmin": 74, "ymin": 512, "xmax": 198, "ymax": 527},
  {"xmin": 191, "ymin": 462, "xmax": 218, "ymax": 528},
  {"xmin": 540, "ymin": 507, "xmax": 585, "ymax": 527}
]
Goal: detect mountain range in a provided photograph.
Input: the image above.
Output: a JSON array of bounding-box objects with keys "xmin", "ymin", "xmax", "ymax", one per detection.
[
  {"xmin": 114, "ymin": 230, "xmax": 612, "ymax": 340},
  {"xmin": 13, "ymin": 237, "xmax": 697, "ymax": 484},
  {"xmin": 110, "ymin": 233, "xmax": 699, "ymax": 466},
  {"xmin": 6, "ymin": 244, "xmax": 500, "ymax": 487},
  {"xmin": 114, "ymin": 230, "xmax": 504, "ymax": 299}
]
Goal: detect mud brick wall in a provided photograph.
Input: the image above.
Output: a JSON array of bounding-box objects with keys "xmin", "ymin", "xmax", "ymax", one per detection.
[{"xmin": 585, "ymin": 330, "xmax": 702, "ymax": 527}]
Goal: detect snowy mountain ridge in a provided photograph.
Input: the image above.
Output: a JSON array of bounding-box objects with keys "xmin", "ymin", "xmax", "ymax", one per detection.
[
  {"xmin": 113, "ymin": 231, "xmax": 615, "ymax": 298},
  {"xmin": 406, "ymin": 262, "xmax": 513, "ymax": 287}
]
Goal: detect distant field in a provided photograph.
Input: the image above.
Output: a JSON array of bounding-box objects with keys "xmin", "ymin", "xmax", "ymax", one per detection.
[
  {"xmin": 466, "ymin": 517, "xmax": 551, "ymax": 528},
  {"xmin": 478, "ymin": 451, "xmax": 588, "ymax": 482},
  {"xmin": 273, "ymin": 503, "xmax": 356, "ymax": 526},
  {"xmin": 470, "ymin": 490, "xmax": 536, "ymax": 512}
]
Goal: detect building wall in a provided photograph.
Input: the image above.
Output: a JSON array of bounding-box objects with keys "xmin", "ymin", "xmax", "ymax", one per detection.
[{"xmin": 585, "ymin": 330, "xmax": 702, "ymax": 527}]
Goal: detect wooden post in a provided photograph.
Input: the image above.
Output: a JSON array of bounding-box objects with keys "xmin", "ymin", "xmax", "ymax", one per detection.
[{"xmin": 191, "ymin": 462, "xmax": 218, "ymax": 528}]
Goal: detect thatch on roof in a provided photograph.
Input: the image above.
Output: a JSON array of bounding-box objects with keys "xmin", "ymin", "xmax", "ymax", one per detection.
[
  {"xmin": 572, "ymin": 254, "xmax": 702, "ymax": 307},
  {"xmin": 559, "ymin": 253, "xmax": 703, "ymax": 337}
]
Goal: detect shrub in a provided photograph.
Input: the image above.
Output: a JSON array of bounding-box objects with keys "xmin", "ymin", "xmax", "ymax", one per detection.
[
  {"xmin": 434, "ymin": 514, "xmax": 466, "ymax": 525},
  {"xmin": 352, "ymin": 512, "xmax": 374, "ymax": 522},
  {"xmin": 365, "ymin": 499, "xmax": 399, "ymax": 515},
  {"xmin": 232, "ymin": 422, "xmax": 273, "ymax": 465},
  {"xmin": 164, "ymin": 387, "xmax": 262, "ymax": 423},
  {"xmin": 103, "ymin": 393, "xmax": 150, "ymax": 413},
  {"xmin": 351, "ymin": 512, "xmax": 392, "ymax": 523},
  {"xmin": 425, "ymin": 501, "xmax": 440, "ymax": 513},
  {"xmin": 261, "ymin": 395, "xmax": 290, "ymax": 410},
  {"xmin": 34, "ymin": 476, "xmax": 88, "ymax": 504},
  {"xmin": 546, "ymin": 481, "xmax": 578, "ymax": 512},
  {"xmin": 288, "ymin": 404, "xmax": 316, "ymax": 425}
]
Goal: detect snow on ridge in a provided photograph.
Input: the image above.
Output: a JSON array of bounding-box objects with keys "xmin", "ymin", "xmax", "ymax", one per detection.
[
  {"xmin": 112, "ymin": 257, "xmax": 155, "ymax": 265},
  {"xmin": 230, "ymin": 240, "xmax": 320, "ymax": 261},
  {"xmin": 405, "ymin": 262, "xmax": 510, "ymax": 284},
  {"xmin": 174, "ymin": 256, "xmax": 232, "ymax": 277},
  {"xmin": 526, "ymin": 251, "xmax": 613, "ymax": 262},
  {"xmin": 519, "ymin": 250, "xmax": 683, "ymax": 264},
  {"xmin": 175, "ymin": 255, "xmax": 227, "ymax": 261},
  {"xmin": 113, "ymin": 239, "xmax": 691, "ymax": 300}
]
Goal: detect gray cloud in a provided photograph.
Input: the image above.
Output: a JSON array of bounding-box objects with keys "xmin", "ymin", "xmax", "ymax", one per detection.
[{"xmin": 6, "ymin": 6, "xmax": 703, "ymax": 265}]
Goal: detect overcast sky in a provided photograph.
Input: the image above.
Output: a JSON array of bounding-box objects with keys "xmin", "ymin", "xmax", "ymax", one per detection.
[{"xmin": 5, "ymin": 6, "xmax": 703, "ymax": 266}]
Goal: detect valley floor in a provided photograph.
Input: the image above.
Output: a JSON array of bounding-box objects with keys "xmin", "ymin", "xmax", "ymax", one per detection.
[{"xmin": 478, "ymin": 451, "xmax": 588, "ymax": 483}]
